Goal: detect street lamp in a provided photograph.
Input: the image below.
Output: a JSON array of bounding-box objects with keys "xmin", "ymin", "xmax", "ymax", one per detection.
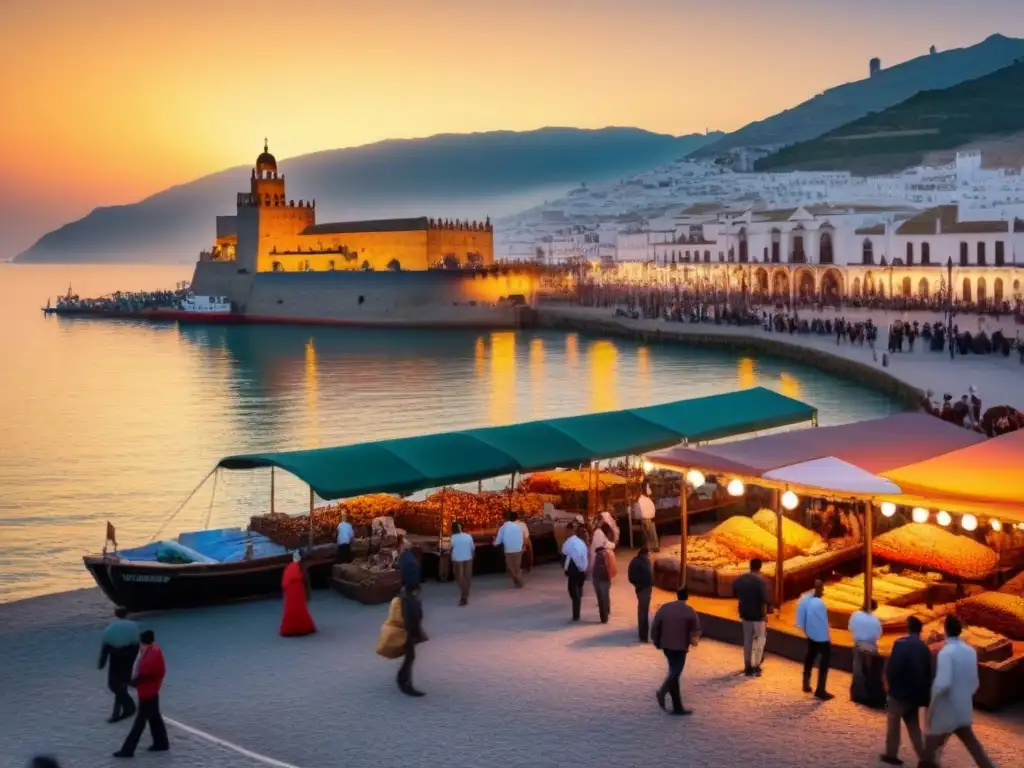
[{"xmin": 946, "ymin": 257, "xmax": 955, "ymax": 360}]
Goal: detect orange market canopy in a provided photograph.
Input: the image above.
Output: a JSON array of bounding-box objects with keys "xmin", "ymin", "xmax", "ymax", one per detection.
[
  {"xmin": 648, "ymin": 412, "xmax": 984, "ymax": 480},
  {"xmin": 881, "ymin": 430, "xmax": 1024, "ymax": 522}
]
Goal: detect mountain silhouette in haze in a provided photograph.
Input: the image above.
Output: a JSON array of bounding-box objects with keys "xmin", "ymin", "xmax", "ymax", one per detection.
[
  {"xmin": 754, "ymin": 59, "xmax": 1024, "ymax": 174},
  {"xmin": 694, "ymin": 34, "xmax": 1024, "ymax": 158},
  {"xmin": 16, "ymin": 127, "xmax": 716, "ymax": 264}
]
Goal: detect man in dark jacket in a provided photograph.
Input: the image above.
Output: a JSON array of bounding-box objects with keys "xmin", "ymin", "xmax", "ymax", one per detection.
[
  {"xmin": 880, "ymin": 616, "xmax": 931, "ymax": 765},
  {"xmin": 651, "ymin": 588, "xmax": 700, "ymax": 716},
  {"xmin": 98, "ymin": 607, "xmax": 140, "ymax": 722},
  {"xmin": 396, "ymin": 539, "xmax": 421, "ymax": 589},
  {"xmin": 732, "ymin": 558, "xmax": 772, "ymax": 676},
  {"xmin": 398, "ymin": 584, "xmax": 426, "ymax": 697},
  {"xmin": 627, "ymin": 547, "xmax": 654, "ymax": 643}
]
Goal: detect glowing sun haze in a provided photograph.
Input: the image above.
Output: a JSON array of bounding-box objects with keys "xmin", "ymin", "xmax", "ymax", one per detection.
[{"xmin": 1, "ymin": 0, "xmax": 1022, "ymax": 258}]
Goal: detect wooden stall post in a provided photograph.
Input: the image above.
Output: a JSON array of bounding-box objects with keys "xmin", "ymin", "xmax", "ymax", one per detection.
[
  {"xmin": 679, "ymin": 469, "xmax": 689, "ymax": 589},
  {"xmin": 864, "ymin": 500, "xmax": 874, "ymax": 612},
  {"xmin": 626, "ymin": 456, "xmax": 634, "ymax": 549},
  {"xmin": 774, "ymin": 488, "xmax": 784, "ymax": 608},
  {"xmin": 308, "ymin": 486, "xmax": 315, "ymax": 549},
  {"xmin": 270, "ymin": 467, "xmax": 276, "ymax": 515}
]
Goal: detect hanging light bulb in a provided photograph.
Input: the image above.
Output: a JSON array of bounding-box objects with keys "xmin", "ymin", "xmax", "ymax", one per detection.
[
  {"xmin": 685, "ymin": 469, "xmax": 705, "ymax": 488},
  {"xmin": 727, "ymin": 478, "xmax": 745, "ymax": 497},
  {"xmin": 781, "ymin": 490, "xmax": 799, "ymax": 511},
  {"xmin": 641, "ymin": 460, "xmax": 654, "ymax": 474},
  {"xmin": 936, "ymin": 510, "xmax": 952, "ymax": 527},
  {"xmin": 991, "ymin": 519, "xmax": 1002, "ymax": 532},
  {"xmin": 880, "ymin": 501, "xmax": 897, "ymax": 518},
  {"xmin": 961, "ymin": 514, "xmax": 978, "ymax": 532},
  {"xmin": 911, "ymin": 507, "xmax": 929, "ymax": 524}
]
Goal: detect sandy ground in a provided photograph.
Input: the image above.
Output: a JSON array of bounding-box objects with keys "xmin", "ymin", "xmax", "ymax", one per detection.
[{"xmin": 2, "ymin": 560, "xmax": 1022, "ymax": 768}]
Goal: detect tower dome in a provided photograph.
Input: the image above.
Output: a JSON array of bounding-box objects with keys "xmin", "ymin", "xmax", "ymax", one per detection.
[{"xmin": 255, "ymin": 138, "xmax": 277, "ymax": 174}]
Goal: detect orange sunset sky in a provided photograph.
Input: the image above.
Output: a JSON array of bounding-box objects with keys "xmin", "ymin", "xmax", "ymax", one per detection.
[{"xmin": 1, "ymin": 0, "xmax": 1023, "ymax": 259}]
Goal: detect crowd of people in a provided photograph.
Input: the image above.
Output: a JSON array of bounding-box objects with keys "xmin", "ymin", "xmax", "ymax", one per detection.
[{"xmin": 50, "ymin": 288, "xmax": 191, "ymax": 313}]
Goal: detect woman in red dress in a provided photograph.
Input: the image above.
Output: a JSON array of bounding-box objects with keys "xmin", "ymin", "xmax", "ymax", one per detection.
[{"xmin": 280, "ymin": 551, "xmax": 317, "ymax": 637}]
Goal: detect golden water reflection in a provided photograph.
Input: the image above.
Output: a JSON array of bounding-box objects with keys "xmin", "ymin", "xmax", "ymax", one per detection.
[
  {"xmin": 303, "ymin": 337, "xmax": 320, "ymax": 447},
  {"xmin": 489, "ymin": 331, "xmax": 516, "ymax": 426},
  {"xmin": 565, "ymin": 333, "xmax": 579, "ymax": 368},
  {"xmin": 737, "ymin": 357, "xmax": 756, "ymax": 389},
  {"xmin": 636, "ymin": 346, "xmax": 652, "ymax": 405},
  {"xmin": 780, "ymin": 371, "xmax": 803, "ymax": 400},
  {"xmin": 589, "ymin": 339, "xmax": 619, "ymax": 413},
  {"xmin": 529, "ymin": 337, "xmax": 545, "ymax": 419}
]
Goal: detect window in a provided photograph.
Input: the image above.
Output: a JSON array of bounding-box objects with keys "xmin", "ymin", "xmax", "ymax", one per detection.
[
  {"xmin": 791, "ymin": 235, "xmax": 805, "ymax": 264},
  {"xmin": 862, "ymin": 239, "xmax": 874, "ymax": 265},
  {"xmin": 704, "ymin": 251, "xmax": 710, "ymax": 263},
  {"xmin": 921, "ymin": 242, "xmax": 931, "ymax": 265},
  {"xmin": 820, "ymin": 232, "xmax": 833, "ymax": 264},
  {"xmin": 906, "ymin": 242, "xmax": 914, "ymax": 266},
  {"xmin": 977, "ymin": 241, "xmax": 986, "ymax": 266},
  {"xmin": 995, "ymin": 241, "xmax": 1005, "ymax": 266},
  {"xmin": 960, "ymin": 242, "xmax": 968, "ymax": 266}
]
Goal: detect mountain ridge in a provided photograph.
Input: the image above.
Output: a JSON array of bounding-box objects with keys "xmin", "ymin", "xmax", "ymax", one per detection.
[
  {"xmin": 16, "ymin": 127, "xmax": 717, "ymax": 264},
  {"xmin": 693, "ymin": 33, "xmax": 1024, "ymax": 159}
]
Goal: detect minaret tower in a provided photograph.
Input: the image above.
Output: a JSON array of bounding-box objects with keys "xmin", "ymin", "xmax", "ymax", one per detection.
[{"xmin": 250, "ymin": 138, "xmax": 285, "ymax": 204}]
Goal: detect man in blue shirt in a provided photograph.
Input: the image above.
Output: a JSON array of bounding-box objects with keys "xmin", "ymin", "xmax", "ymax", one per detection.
[{"xmin": 795, "ymin": 579, "xmax": 833, "ymax": 700}]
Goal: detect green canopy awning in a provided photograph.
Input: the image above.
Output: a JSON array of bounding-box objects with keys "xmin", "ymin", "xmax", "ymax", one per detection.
[{"xmin": 218, "ymin": 387, "xmax": 816, "ymax": 499}]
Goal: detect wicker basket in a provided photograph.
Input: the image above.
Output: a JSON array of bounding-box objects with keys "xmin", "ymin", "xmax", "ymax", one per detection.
[{"xmin": 331, "ymin": 569, "xmax": 402, "ymax": 605}]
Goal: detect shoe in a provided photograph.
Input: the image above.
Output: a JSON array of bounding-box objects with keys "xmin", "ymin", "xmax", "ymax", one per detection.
[
  {"xmin": 814, "ymin": 691, "xmax": 835, "ymax": 701},
  {"xmin": 669, "ymin": 708, "xmax": 693, "ymax": 716},
  {"xmin": 458, "ymin": 598, "xmax": 467, "ymax": 606},
  {"xmin": 802, "ymin": 683, "xmax": 813, "ymax": 693},
  {"xmin": 656, "ymin": 689, "xmax": 667, "ymax": 711},
  {"xmin": 753, "ymin": 667, "xmax": 763, "ymax": 678},
  {"xmin": 399, "ymin": 685, "xmax": 425, "ymax": 697},
  {"xmin": 743, "ymin": 667, "xmax": 754, "ymax": 676},
  {"xmin": 879, "ymin": 755, "xmax": 903, "ymax": 766},
  {"xmin": 147, "ymin": 745, "xmax": 169, "ymax": 752},
  {"xmin": 112, "ymin": 751, "xmax": 133, "ymax": 759}
]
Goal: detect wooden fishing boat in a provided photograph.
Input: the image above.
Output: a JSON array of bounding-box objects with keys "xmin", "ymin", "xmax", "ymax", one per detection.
[{"xmin": 83, "ymin": 530, "xmax": 336, "ymax": 613}]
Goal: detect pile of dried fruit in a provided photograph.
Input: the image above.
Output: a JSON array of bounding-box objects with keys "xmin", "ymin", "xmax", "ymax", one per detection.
[
  {"xmin": 955, "ymin": 592, "xmax": 1024, "ymax": 640},
  {"xmin": 872, "ymin": 523, "xmax": 998, "ymax": 580}
]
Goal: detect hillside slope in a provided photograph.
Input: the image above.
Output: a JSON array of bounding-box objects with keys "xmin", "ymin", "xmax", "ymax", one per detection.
[
  {"xmin": 753, "ymin": 60, "xmax": 1024, "ymax": 174},
  {"xmin": 694, "ymin": 34, "xmax": 1024, "ymax": 158},
  {"xmin": 16, "ymin": 127, "xmax": 713, "ymax": 264}
]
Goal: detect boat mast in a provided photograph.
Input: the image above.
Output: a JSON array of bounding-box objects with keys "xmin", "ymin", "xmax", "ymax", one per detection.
[
  {"xmin": 270, "ymin": 467, "xmax": 276, "ymax": 514},
  {"xmin": 308, "ymin": 486, "xmax": 315, "ymax": 549}
]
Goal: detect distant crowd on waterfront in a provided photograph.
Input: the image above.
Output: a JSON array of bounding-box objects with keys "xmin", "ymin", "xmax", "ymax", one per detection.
[{"xmin": 50, "ymin": 287, "xmax": 190, "ymax": 313}]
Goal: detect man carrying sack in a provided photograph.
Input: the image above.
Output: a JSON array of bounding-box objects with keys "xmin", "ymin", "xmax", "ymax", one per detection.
[{"xmin": 375, "ymin": 585, "xmax": 428, "ymax": 697}]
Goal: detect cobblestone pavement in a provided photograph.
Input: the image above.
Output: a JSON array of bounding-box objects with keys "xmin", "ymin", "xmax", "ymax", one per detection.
[
  {"xmin": 541, "ymin": 305, "xmax": 1024, "ymax": 410},
  {"xmin": 2, "ymin": 564, "xmax": 1021, "ymax": 768}
]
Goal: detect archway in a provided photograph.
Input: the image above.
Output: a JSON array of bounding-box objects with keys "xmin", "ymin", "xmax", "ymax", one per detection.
[
  {"xmin": 962, "ymin": 277, "xmax": 972, "ymax": 303},
  {"xmin": 901, "ymin": 276, "xmax": 912, "ymax": 297},
  {"xmin": 754, "ymin": 267, "xmax": 769, "ymax": 294},
  {"xmin": 852, "ymin": 277, "xmax": 861, "ymax": 297},
  {"xmin": 821, "ymin": 269, "xmax": 842, "ymax": 301},
  {"xmin": 918, "ymin": 278, "xmax": 929, "ymax": 298},
  {"xmin": 994, "ymin": 277, "xmax": 1004, "ymax": 304},
  {"xmin": 796, "ymin": 269, "xmax": 815, "ymax": 298},
  {"xmin": 772, "ymin": 270, "xmax": 790, "ymax": 296},
  {"xmin": 977, "ymin": 277, "xmax": 987, "ymax": 306}
]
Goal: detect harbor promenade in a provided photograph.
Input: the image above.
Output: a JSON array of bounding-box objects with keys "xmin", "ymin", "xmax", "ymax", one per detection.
[
  {"xmin": 2, "ymin": 561, "xmax": 1021, "ymax": 768},
  {"xmin": 538, "ymin": 304, "xmax": 1024, "ymax": 411}
]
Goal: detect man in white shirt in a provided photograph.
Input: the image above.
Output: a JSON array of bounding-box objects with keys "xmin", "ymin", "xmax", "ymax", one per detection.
[
  {"xmin": 796, "ymin": 580, "xmax": 833, "ymax": 700},
  {"xmin": 561, "ymin": 523, "xmax": 589, "ymax": 621},
  {"xmin": 494, "ymin": 512, "xmax": 524, "ymax": 588},
  {"xmin": 849, "ymin": 600, "xmax": 885, "ymax": 707},
  {"xmin": 634, "ymin": 488, "xmax": 659, "ymax": 552},
  {"xmin": 515, "ymin": 513, "xmax": 533, "ymax": 573},
  {"xmin": 449, "ymin": 522, "xmax": 475, "ymax": 606},
  {"xmin": 335, "ymin": 513, "xmax": 354, "ymax": 564}
]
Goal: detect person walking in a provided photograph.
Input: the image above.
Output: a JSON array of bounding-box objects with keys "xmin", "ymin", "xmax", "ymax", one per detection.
[
  {"xmin": 450, "ymin": 522, "xmax": 475, "ymax": 606},
  {"xmin": 651, "ymin": 588, "xmax": 700, "ymax": 716},
  {"xmin": 849, "ymin": 599, "xmax": 885, "ymax": 708},
  {"xmin": 591, "ymin": 523, "xmax": 617, "ymax": 623},
  {"xmin": 880, "ymin": 616, "xmax": 931, "ymax": 766},
  {"xmin": 113, "ymin": 630, "xmax": 169, "ymax": 758},
  {"xmin": 397, "ymin": 584, "xmax": 427, "ymax": 697},
  {"xmin": 515, "ymin": 513, "xmax": 533, "ymax": 573},
  {"xmin": 918, "ymin": 615, "xmax": 995, "ymax": 768},
  {"xmin": 634, "ymin": 487, "xmax": 659, "ymax": 552},
  {"xmin": 98, "ymin": 607, "xmax": 140, "ymax": 722},
  {"xmin": 627, "ymin": 546, "xmax": 654, "ymax": 642},
  {"xmin": 561, "ymin": 522, "xmax": 588, "ymax": 622},
  {"xmin": 280, "ymin": 551, "xmax": 317, "ymax": 637},
  {"xmin": 494, "ymin": 511, "xmax": 525, "ymax": 588},
  {"xmin": 732, "ymin": 558, "xmax": 771, "ymax": 677},
  {"xmin": 335, "ymin": 512, "xmax": 354, "ymax": 564},
  {"xmin": 795, "ymin": 579, "xmax": 833, "ymax": 700}
]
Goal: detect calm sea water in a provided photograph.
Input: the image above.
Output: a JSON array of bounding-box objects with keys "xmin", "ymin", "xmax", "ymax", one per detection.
[{"xmin": 0, "ymin": 264, "xmax": 901, "ymax": 603}]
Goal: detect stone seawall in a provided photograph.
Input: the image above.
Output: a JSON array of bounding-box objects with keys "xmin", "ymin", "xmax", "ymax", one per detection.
[
  {"xmin": 535, "ymin": 306, "xmax": 923, "ymax": 409},
  {"xmin": 191, "ymin": 261, "xmax": 535, "ymax": 328}
]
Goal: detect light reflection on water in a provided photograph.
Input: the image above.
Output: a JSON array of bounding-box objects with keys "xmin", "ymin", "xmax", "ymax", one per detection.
[{"xmin": 0, "ymin": 264, "xmax": 901, "ymax": 602}]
